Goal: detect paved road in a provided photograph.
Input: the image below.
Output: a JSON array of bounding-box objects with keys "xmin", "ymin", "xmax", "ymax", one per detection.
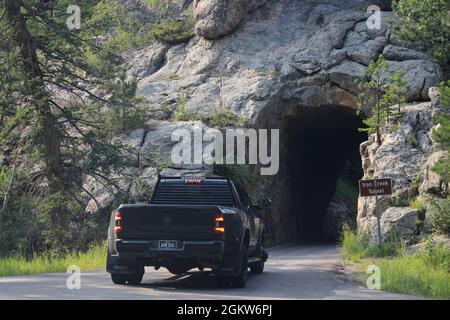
[{"xmin": 0, "ymin": 244, "xmax": 422, "ymax": 300}]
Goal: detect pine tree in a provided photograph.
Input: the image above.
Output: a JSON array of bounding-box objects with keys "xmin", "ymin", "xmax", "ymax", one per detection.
[
  {"xmin": 0, "ymin": 0, "xmax": 143, "ymax": 253},
  {"xmin": 356, "ymin": 56, "xmax": 411, "ymax": 144},
  {"xmin": 391, "ymin": 0, "xmax": 450, "ymax": 66},
  {"xmin": 355, "ymin": 55, "xmax": 390, "ymax": 144},
  {"xmin": 382, "ymin": 70, "xmax": 410, "ymax": 122}
]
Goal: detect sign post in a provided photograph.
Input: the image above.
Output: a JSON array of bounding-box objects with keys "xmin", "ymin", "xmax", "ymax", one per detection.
[{"xmin": 359, "ymin": 178, "xmax": 393, "ymax": 246}]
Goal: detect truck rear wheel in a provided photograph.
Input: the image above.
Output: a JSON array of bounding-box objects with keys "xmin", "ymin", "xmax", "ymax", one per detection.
[
  {"xmin": 126, "ymin": 271, "xmax": 144, "ymax": 285},
  {"xmin": 111, "ymin": 273, "xmax": 127, "ymax": 285},
  {"xmin": 227, "ymin": 245, "xmax": 248, "ymax": 288}
]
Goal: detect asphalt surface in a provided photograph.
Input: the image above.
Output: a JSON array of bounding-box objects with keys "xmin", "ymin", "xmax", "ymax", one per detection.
[{"xmin": 0, "ymin": 244, "xmax": 423, "ymax": 300}]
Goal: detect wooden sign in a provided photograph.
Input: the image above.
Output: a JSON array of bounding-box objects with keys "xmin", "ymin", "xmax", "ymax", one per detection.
[{"xmin": 359, "ymin": 178, "xmax": 393, "ymax": 197}]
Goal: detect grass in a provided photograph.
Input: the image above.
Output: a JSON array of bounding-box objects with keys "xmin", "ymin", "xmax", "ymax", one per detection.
[
  {"xmin": 340, "ymin": 230, "xmax": 450, "ymax": 299},
  {"xmin": 0, "ymin": 243, "xmax": 106, "ymax": 277},
  {"xmin": 375, "ymin": 255, "xmax": 450, "ymax": 299}
]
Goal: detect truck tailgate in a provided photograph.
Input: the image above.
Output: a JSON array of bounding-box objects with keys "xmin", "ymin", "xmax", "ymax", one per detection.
[{"xmin": 117, "ymin": 204, "xmax": 223, "ymax": 240}]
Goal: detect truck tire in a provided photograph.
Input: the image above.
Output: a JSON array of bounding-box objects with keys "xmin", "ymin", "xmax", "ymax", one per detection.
[
  {"xmin": 126, "ymin": 271, "xmax": 144, "ymax": 285},
  {"xmin": 229, "ymin": 245, "xmax": 249, "ymax": 288},
  {"xmin": 250, "ymin": 236, "xmax": 266, "ymax": 274},
  {"xmin": 250, "ymin": 260, "xmax": 264, "ymax": 274},
  {"xmin": 111, "ymin": 273, "xmax": 127, "ymax": 285},
  {"xmin": 126, "ymin": 264, "xmax": 144, "ymax": 285}
]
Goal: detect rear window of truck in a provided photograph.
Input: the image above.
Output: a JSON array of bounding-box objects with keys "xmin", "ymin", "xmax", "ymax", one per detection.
[{"xmin": 151, "ymin": 179, "xmax": 237, "ymax": 207}]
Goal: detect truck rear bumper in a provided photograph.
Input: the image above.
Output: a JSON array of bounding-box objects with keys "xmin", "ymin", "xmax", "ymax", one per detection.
[{"xmin": 107, "ymin": 240, "xmax": 225, "ymax": 273}]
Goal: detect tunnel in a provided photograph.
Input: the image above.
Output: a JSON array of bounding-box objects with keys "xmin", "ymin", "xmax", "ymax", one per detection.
[{"xmin": 258, "ymin": 104, "xmax": 367, "ymax": 244}]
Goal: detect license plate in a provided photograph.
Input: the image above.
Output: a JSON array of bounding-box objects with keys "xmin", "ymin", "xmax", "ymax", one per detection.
[{"xmin": 159, "ymin": 240, "xmax": 177, "ymax": 250}]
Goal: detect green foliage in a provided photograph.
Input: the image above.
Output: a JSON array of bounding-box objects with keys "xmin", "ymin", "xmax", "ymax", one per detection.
[
  {"xmin": 342, "ymin": 231, "xmax": 450, "ymax": 298},
  {"xmin": 37, "ymin": 192, "xmax": 82, "ymax": 255},
  {"xmin": 173, "ymin": 93, "xmax": 247, "ymax": 127},
  {"xmin": 0, "ymin": 242, "xmax": 106, "ymax": 277},
  {"xmin": 340, "ymin": 229, "xmax": 370, "ymax": 261},
  {"xmin": 421, "ymin": 238, "xmax": 450, "ymax": 272},
  {"xmin": 409, "ymin": 198, "xmax": 426, "ymax": 213},
  {"xmin": 340, "ymin": 229, "xmax": 404, "ymax": 261},
  {"xmin": 148, "ymin": 16, "xmax": 195, "ymax": 44},
  {"xmin": 355, "ymin": 55, "xmax": 408, "ymax": 143},
  {"xmin": 0, "ymin": 0, "xmax": 200, "ymax": 259},
  {"xmin": 406, "ymin": 132, "xmax": 419, "ymax": 148},
  {"xmin": 174, "ymin": 92, "xmax": 190, "ymax": 121},
  {"xmin": 203, "ymin": 108, "xmax": 248, "ymax": 128},
  {"xmin": 428, "ymin": 197, "xmax": 450, "ymax": 235},
  {"xmin": 105, "ymin": 73, "xmax": 147, "ymax": 134},
  {"xmin": 375, "ymin": 251, "xmax": 450, "ymax": 299},
  {"xmin": 391, "ymin": 0, "xmax": 450, "ymax": 65},
  {"xmin": 143, "ymin": 0, "xmax": 173, "ymax": 18},
  {"xmin": 432, "ymin": 81, "xmax": 450, "ymax": 183},
  {"xmin": 382, "ymin": 70, "xmax": 410, "ymax": 117}
]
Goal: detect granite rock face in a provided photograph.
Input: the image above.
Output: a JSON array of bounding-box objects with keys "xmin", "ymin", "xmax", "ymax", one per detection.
[
  {"xmin": 357, "ymin": 93, "xmax": 448, "ymax": 244},
  {"xmin": 85, "ymin": 0, "xmax": 444, "ymax": 244},
  {"xmin": 125, "ymin": 0, "xmax": 441, "ymax": 126}
]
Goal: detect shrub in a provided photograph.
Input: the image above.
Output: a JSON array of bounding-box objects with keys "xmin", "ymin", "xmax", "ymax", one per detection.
[
  {"xmin": 428, "ymin": 197, "xmax": 450, "ymax": 235},
  {"xmin": 420, "ymin": 238, "xmax": 450, "ymax": 272},
  {"xmin": 340, "ymin": 229, "xmax": 369, "ymax": 261},
  {"xmin": 340, "ymin": 229, "xmax": 404, "ymax": 260},
  {"xmin": 204, "ymin": 108, "xmax": 248, "ymax": 128},
  {"xmin": 148, "ymin": 16, "xmax": 195, "ymax": 44},
  {"xmin": 391, "ymin": 0, "xmax": 450, "ymax": 65},
  {"xmin": 409, "ymin": 198, "xmax": 426, "ymax": 214},
  {"xmin": 38, "ymin": 192, "xmax": 82, "ymax": 255},
  {"xmin": 173, "ymin": 92, "xmax": 192, "ymax": 121}
]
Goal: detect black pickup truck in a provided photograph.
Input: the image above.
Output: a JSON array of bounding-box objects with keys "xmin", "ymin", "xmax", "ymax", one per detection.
[{"xmin": 106, "ymin": 176, "xmax": 270, "ymax": 288}]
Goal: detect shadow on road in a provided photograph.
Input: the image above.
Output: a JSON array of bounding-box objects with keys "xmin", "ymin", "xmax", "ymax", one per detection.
[{"xmin": 140, "ymin": 271, "xmax": 243, "ymax": 291}]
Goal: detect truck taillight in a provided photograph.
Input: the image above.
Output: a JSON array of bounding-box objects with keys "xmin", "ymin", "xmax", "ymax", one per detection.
[
  {"xmin": 214, "ymin": 215, "xmax": 225, "ymax": 234},
  {"xmin": 114, "ymin": 212, "xmax": 122, "ymax": 234}
]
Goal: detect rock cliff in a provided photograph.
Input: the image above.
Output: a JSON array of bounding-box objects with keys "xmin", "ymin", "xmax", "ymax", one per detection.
[{"xmin": 87, "ymin": 0, "xmax": 444, "ymax": 244}]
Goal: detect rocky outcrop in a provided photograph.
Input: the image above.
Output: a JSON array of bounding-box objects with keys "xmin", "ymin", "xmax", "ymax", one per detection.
[
  {"xmin": 194, "ymin": 0, "xmax": 268, "ymax": 39},
  {"xmin": 380, "ymin": 207, "xmax": 419, "ymax": 242},
  {"xmin": 322, "ymin": 198, "xmax": 353, "ymax": 241},
  {"xmin": 125, "ymin": 0, "xmax": 442, "ymax": 125},
  {"xmin": 84, "ymin": 121, "xmax": 213, "ymax": 214},
  {"xmin": 357, "ymin": 90, "xmax": 448, "ymax": 244}
]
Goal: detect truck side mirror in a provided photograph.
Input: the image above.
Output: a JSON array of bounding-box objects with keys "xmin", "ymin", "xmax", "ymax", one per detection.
[{"xmin": 257, "ymin": 198, "xmax": 271, "ymax": 209}]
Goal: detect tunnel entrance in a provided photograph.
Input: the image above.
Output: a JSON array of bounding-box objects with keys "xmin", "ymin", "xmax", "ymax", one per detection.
[
  {"xmin": 259, "ymin": 104, "xmax": 367, "ymax": 244},
  {"xmin": 283, "ymin": 106, "xmax": 366, "ymax": 241}
]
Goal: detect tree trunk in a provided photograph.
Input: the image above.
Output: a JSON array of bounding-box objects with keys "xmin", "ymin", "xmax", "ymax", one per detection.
[
  {"xmin": 0, "ymin": 165, "xmax": 15, "ymax": 227},
  {"xmin": 5, "ymin": 0, "xmax": 63, "ymax": 192}
]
